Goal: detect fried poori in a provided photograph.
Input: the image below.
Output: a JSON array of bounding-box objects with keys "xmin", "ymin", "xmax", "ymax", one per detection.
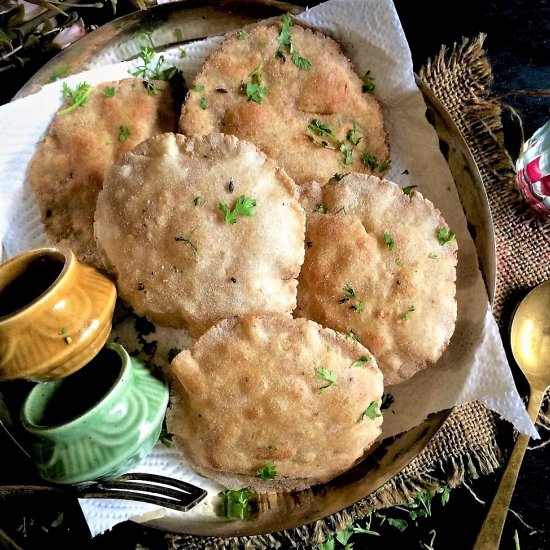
[
  {"xmin": 94, "ymin": 132, "xmax": 305, "ymax": 337},
  {"xmin": 180, "ymin": 17, "xmax": 389, "ymax": 185},
  {"xmin": 167, "ymin": 315, "xmax": 384, "ymax": 492},
  {"xmin": 28, "ymin": 79, "xmax": 179, "ymax": 268},
  {"xmin": 296, "ymin": 174, "xmax": 458, "ymax": 385}
]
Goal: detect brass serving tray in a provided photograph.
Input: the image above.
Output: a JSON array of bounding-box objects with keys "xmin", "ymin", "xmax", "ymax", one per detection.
[{"xmin": 12, "ymin": 0, "xmax": 496, "ymax": 537}]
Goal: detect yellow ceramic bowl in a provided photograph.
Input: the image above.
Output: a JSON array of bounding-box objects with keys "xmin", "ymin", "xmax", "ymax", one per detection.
[{"xmin": 0, "ymin": 246, "xmax": 116, "ymax": 381}]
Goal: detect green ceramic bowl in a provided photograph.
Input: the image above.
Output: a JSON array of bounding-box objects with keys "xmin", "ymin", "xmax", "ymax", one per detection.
[{"xmin": 20, "ymin": 343, "xmax": 169, "ymax": 484}]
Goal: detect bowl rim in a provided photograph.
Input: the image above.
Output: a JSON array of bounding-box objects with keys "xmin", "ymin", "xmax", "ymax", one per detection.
[
  {"xmin": 20, "ymin": 342, "xmax": 131, "ymax": 435},
  {"xmin": 0, "ymin": 245, "xmax": 73, "ymax": 323}
]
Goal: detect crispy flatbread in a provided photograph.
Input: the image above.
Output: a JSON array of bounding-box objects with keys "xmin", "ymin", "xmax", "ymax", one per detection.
[
  {"xmin": 28, "ymin": 79, "xmax": 179, "ymax": 268},
  {"xmin": 180, "ymin": 17, "xmax": 389, "ymax": 185},
  {"xmin": 167, "ymin": 315, "xmax": 384, "ymax": 492},
  {"xmin": 94, "ymin": 132, "xmax": 305, "ymax": 337},
  {"xmin": 296, "ymin": 174, "xmax": 458, "ymax": 384}
]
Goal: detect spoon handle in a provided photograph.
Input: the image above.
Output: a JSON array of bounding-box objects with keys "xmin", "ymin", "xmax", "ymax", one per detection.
[{"xmin": 473, "ymin": 388, "xmax": 544, "ymax": 550}]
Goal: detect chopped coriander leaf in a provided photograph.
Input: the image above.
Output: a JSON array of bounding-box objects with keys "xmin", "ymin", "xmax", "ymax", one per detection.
[
  {"xmin": 246, "ymin": 82, "xmax": 268, "ymax": 104},
  {"xmin": 360, "ymin": 401, "xmax": 381, "ymax": 422},
  {"xmin": 351, "ymin": 302, "xmax": 363, "ymax": 313},
  {"xmin": 314, "ymin": 203, "xmax": 327, "ymax": 214},
  {"xmin": 158, "ymin": 428, "xmax": 173, "ymax": 447},
  {"xmin": 307, "ymin": 119, "xmax": 336, "ymax": 138},
  {"xmin": 318, "ymin": 539, "xmax": 335, "ymax": 550},
  {"xmin": 351, "ymin": 355, "xmax": 371, "ymax": 367},
  {"xmin": 237, "ymin": 31, "xmax": 248, "ymax": 40},
  {"xmin": 250, "ymin": 62, "xmax": 263, "ymax": 83},
  {"xmin": 218, "ymin": 195, "xmax": 256, "ymax": 224},
  {"xmin": 245, "ymin": 62, "xmax": 268, "ymax": 104},
  {"xmin": 59, "ymin": 327, "xmax": 68, "ymax": 336},
  {"xmin": 381, "ymin": 392, "xmax": 394, "ymax": 409},
  {"xmin": 193, "ymin": 84, "xmax": 205, "ymax": 92},
  {"xmin": 50, "ymin": 512, "xmax": 64, "ymax": 528},
  {"xmin": 342, "ymin": 283, "xmax": 357, "ymax": 300},
  {"xmin": 193, "ymin": 196, "xmax": 202, "ymax": 206},
  {"xmin": 383, "ymin": 233, "xmax": 395, "ymax": 251},
  {"xmin": 387, "ymin": 518, "xmax": 408, "ymax": 532},
  {"xmin": 402, "ymin": 305, "xmax": 416, "ymax": 320},
  {"xmin": 332, "ymin": 173, "xmax": 348, "ymax": 181},
  {"xmin": 103, "ymin": 86, "xmax": 116, "ymax": 97},
  {"xmin": 256, "ymin": 462, "xmax": 277, "ymax": 480},
  {"xmin": 292, "ymin": 52, "xmax": 312, "ymax": 70},
  {"xmin": 336, "ymin": 524, "xmax": 354, "ymax": 545},
  {"xmin": 58, "ymin": 82, "xmax": 92, "ymax": 115},
  {"xmin": 118, "ymin": 125, "xmax": 131, "ymax": 142},
  {"xmin": 315, "ymin": 367, "xmax": 337, "ymax": 391},
  {"xmin": 167, "ymin": 347, "xmax": 182, "ymax": 362},
  {"xmin": 200, "ymin": 97, "xmax": 207, "ymax": 110},
  {"xmin": 361, "ymin": 70, "xmax": 375, "ymax": 92},
  {"xmin": 437, "ymin": 227, "xmax": 456, "ymax": 245},
  {"xmin": 440, "ymin": 485, "xmax": 451, "ymax": 505},
  {"xmin": 362, "ymin": 151, "xmax": 390, "ymax": 173},
  {"xmin": 340, "ymin": 142, "xmax": 353, "ymax": 165},
  {"xmin": 130, "ymin": 46, "xmax": 182, "ymax": 94},
  {"xmin": 220, "ymin": 488, "xmax": 255, "ymax": 519},
  {"xmin": 347, "ymin": 123, "xmax": 363, "ymax": 145},
  {"xmin": 277, "ymin": 13, "xmax": 293, "ymax": 51},
  {"xmin": 402, "ymin": 185, "xmax": 417, "ymax": 195},
  {"xmin": 346, "ymin": 329, "xmax": 359, "ymax": 342},
  {"xmin": 428, "ymin": 252, "xmax": 438, "ymax": 259},
  {"xmin": 180, "ymin": 47, "xmax": 187, "ymax": 58}
]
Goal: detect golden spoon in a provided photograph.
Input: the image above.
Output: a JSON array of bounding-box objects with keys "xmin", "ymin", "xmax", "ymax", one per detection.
[{"xmin": 474, "ymin": 280, "xmax": 550, "ymax": 550}]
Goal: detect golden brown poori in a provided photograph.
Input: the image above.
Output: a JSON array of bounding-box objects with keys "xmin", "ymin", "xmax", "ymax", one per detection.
[
  {"xmin": 167, "ymin": 315, "xmax": 384, "ymax": 492},
  {"xmin": 296, "ymin": 174, "xmax": 458, "ymax": 385},
  {"xmin": 94, "ymin": 132, "xmax": 305, "ymax": 337},
  {"xmin": 28, "ymin": 79, "xmax": 179, "ymax": 269},
  {"xmin": 180, "ymin": 17, "xmax": 390, "ymax": 185}
]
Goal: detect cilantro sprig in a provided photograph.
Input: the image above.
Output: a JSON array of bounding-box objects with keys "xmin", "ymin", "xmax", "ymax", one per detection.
[
  {"xmin": 245, "ymin": 62, "xmax": 269, "ymax": 104},
  {"xmin": 218, "ymin": 195, "xmax": 257, "ymax": 224},
  {"xmin": 315, "ymin": 367, "xmax": 337, "ymax": 391},
  {"xmin": 361, "ymin": 70, "xmax": 376, "ymax": 92},
  {"xmin": 219, "ymin": 488, "xmax": 255, "ymax": 519},
  {"xmin": 130, "ymin": 46, "xmax": 183, "ymax": 94},
  {"xmin": 351, "ymin": 355, "xmax": 371, "ymax": 368},
  {"xmin": 256, "ymin": 462, "xmax": 277, "ymax": 480},
  {"xmin": 340, "ymin": 283, "xmax": 363, "ymax": 313},
  {"xmin": 437, "ymin": 227, "xmax": 456, "ymax": 245},
  {"xmin": 58, "ymin": 82, "xmax": 92, "ymax": 115},
  {"xmin": 276, "ymin": 14, "xmax": 311, "ymax": 70},
  {"xmin": 360, "ymin": 401, "xmax": 381, "ymax": 422},
  {"xmin": 362, "ymin": 150, "xmax": 391, "ymax": 173}
]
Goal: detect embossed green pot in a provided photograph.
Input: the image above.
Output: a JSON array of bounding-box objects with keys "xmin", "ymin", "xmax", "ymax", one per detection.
[{"xmin": 21, "ymin": 343, "xmax": 169, "ymax": 484}]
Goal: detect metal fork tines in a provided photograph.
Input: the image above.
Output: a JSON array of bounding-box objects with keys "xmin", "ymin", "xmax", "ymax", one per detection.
[
  {"xmin": 0, "ymin": 473, "xmax": 208, "ymax": 513},
  {"xmin": 77, "ymin": 473, "xmax": 208, "ymax": 512}
]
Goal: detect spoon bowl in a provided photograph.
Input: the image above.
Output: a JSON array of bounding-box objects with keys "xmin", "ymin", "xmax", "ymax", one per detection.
[
  {"xmin": 474, "ymin": 280, "xmax": 550, "ymax": 549},
  {"xmin": 510, "ymin": 279, "xmax": 550, "ymax": 390}
]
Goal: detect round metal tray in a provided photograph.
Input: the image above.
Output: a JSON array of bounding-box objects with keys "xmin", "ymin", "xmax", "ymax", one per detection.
[{"xmin": 10, "ymin": 0, "xmax": 496, "ymax": 537}]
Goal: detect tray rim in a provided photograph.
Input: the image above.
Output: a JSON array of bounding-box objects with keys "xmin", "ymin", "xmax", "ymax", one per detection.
[{"xmin": 6, "ymin": 0, "xmax": 496, "ymax": 538}]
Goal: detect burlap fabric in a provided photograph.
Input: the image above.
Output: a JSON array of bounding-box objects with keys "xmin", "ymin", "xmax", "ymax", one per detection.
[{"xmin": 162, "ymin": 35, "xmax": 550, "ymax": 550}]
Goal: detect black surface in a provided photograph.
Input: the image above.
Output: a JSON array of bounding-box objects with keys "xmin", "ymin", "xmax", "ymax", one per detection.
[{"xmin": 1, "ymin": 0, "xmax": 549, "ymax": 548}]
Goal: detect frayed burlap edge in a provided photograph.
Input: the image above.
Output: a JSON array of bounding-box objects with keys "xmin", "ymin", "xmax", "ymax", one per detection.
[
  {"xmin": 420, "ymin": 34, "xmax": 550, "ymax": 326},
  {"xmin": 165, "ymin": 36, "xmax": 518, "ymax": 550}
]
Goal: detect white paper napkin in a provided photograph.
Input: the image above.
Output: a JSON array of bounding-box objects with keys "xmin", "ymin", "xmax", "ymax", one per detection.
[{"xmin": 0, "ymin": 0, "xmax": 537, "ymax": 537}]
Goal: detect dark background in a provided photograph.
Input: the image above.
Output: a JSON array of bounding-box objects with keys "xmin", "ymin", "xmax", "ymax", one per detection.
[{"xmin": 1, "ymin": 0, "xmax": 549, "ymax": 548}]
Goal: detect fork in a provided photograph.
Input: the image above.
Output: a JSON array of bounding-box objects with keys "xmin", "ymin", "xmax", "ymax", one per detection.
[{"xmin": 0, "ymin": 473, "xmax": 208, "ymax": 512}]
